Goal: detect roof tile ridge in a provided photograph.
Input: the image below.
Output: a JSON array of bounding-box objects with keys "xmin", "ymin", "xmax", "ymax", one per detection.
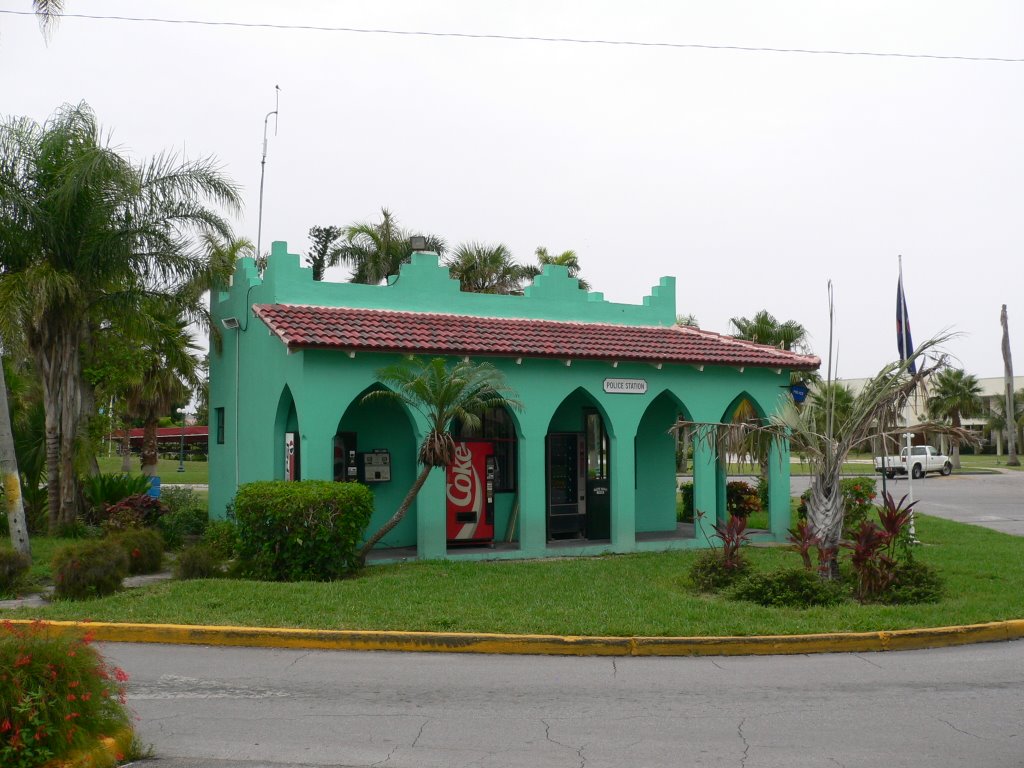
[{"xmin": 680, "ymin": 325, "xmax": 820, "ymax": 363}]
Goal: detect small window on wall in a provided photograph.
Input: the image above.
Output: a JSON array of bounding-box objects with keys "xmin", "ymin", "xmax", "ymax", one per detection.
[
  {"xmin": 215, "ymin": 407, "xmax": 225, "ymax": 444},
  {"xmin": 451, "ymin": 407, "xmax": 517, "ymax": 492}
]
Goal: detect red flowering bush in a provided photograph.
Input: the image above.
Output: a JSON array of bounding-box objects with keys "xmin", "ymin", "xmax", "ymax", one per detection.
[
  {"xmin": 101, "ymin": 494, "xmax": 168, "ymax": 534},
  {"xmin": 109, "ymin": 529, "xmax": 164, "ymax": 575},
  {"xmin": 0, "ymin": 621, "xmax": 130, "ymax": 767},
  {"xmin": 725, "ymin": 481, "xmax": 761, "ymax": 518}
]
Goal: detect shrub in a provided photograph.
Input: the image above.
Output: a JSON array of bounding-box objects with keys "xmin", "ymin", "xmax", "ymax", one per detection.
[
  {"xmin": 81, "ymin": 473, "xmax": 152, "ymax": 524},
  {"xmin": 840, "ymin": 477, "xmax": 877, "ymax": 534},
  {"xmin": 726, "ymin": 481, "xmax": 761, "ymax": 518},
  {"xmin": 234, "ymin": 480, "xmax": 375, "ymax": 581},
  {"xmin": 0, "ymin": 621, "xmax": 130, "ymax": 768},
  {"xmin": 881, "ymin": 560, "xmax": 944, "ymax": 604},
  {"xmin": 689, "ymin": 513, "xmax": 752, "ymax": 592},
  {"xmin": 0, "ymin": 550, "xmax": 30, "ymax": 598},
  {"xmin": 730, "ymin": 568, "xmax": 846, "ymax": 608},
  {"xmin": 109, "ymin": 529, "xmax": 164, "ymax": 575},
  {"xmin": 100, "ymin": 494, "xmax": 168, "ymax": 534},
  {"xmin": 156, "ymin": 488, "xmax": 208, "ymax": 550},
  {"xmin": 174, "ymin": 545, "xmax": 223, "ymax": 580},
  {"xmin": 689, "ymin": 549, "xmax": 751, "ymax": 592},
  {"xmin": 201, "ymin": 519, "xmax": 239, "ymax": 560},
  {"xmin": 677, "ymin": 481, "xmax": 694, "ymax": 523},
  {"xmin": 52, "ymin": 540, "xmax": 129, "ymax": 600}
]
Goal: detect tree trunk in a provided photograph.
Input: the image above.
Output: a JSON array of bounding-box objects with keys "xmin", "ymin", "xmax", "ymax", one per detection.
[
  {"xmin": 1002, "ymin": 305, "xmax": 1019, "ymax": 466},
  {"xmin": 141, "ymin": 415, "xmax": 160, "ymax": 476},
  {"xmin": 0, "ymin": 358, "xmax": 31, "ymax": 561},
  {"xmin": 807, "ymin": 469, "xmax": 843, "ymax": 581},
  {"xmin": 950, "ymin": 412, "xmax": 962, "ymax": 469},
  {"xmin": 357, "ymin": 463, "xmax": 434, "ymax": 567}
]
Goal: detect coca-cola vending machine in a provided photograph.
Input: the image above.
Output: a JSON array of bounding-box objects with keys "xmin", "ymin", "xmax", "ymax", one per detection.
[{"xmin": 446, "ymin": 441, "xmax": 495, "ymax": 545}]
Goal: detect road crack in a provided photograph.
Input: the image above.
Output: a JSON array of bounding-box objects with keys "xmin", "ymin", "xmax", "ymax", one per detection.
[
  {"xmin": 738, "ymin": 718, "xmax": 750, "ymax": 768},
  {"xmin": 542, "ymin": 719, "xmax": 586, "ymax": 767},
  {"xmin": 412, "ymin": 718, "xmax": 429, "ymax": 748},
  {"xmin": 937, "ymin": 717, "xmax": 983, "ymax": 739}
]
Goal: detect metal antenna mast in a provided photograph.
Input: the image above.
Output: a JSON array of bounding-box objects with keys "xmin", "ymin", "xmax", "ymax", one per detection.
[{"xmin": 256, "ymin": 85, "xmax": 280, "ymax": 260}]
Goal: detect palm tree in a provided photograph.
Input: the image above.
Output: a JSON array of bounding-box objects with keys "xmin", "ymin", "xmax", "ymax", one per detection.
[
  {"xmin": 1001, "ymin": 305, "xmax": 1019, "ymax": 466},
  {"xmin": 356, "ymin": 357, "xmax": 521, "ymax": 565},
  {"xmin": 338, "ymin": 208, "xmax": 446, "ymax": 284},
  {"xmin": 0, "ymin": 352, "xmax": 30, "ymax": 559},
  {"xmin": 676, "ymin": 313, "xmax": 699, "ymax": 328},
  {"xmin": 730, "ymin": 310, "xmax": 809, "ymax": 353},
  {"xmin": 121, "ymin": 303, "xmax": 201, "ymax": 477},
  {"xmin": 985, "ymin": 390, "xmax": 1024, "ymax": 456},
  {"xmin": 927, "ymin": 368, "xmax": 983, "ymax": 469},
  {"xmin": 32, "ymin": 0, "xmax": 62, "ymax": 38},
  {"xmin": 808, "ymin": 382, "xmax": 856, "ymax": 443},
  {"xmin": 444, "ymin": 242, "xmax": 528, "ymax": 294},
  {"xmin": 0, "ymin": 102, "xmax": 240, "ymax": 532},
  {"xmin": 525, "ymin": 247, "xmax": 591, "ymax": 290}
]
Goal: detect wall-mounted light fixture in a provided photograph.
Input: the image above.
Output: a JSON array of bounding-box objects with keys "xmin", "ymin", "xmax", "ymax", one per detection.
[
  {"xmin": 409, "ymin": 235, "xmax": 427, "ymax": 251},
  {"xmin": 221, "ymin": 317, "xmax": 240, "ymax": 330}
]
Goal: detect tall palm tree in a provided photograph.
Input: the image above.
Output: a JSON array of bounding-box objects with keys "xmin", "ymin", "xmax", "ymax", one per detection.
[
  {"xmin": 0, "ymin": 352, "xmax": 30, "ymax": 559},
  {"xmin": 32, "ymin": 0, "xmax": 62, "ymax": 38},
  {"xmin": 525, "ymin": 247, "xmax": 591, "ymax": 290},
  {"xmin": 356, "ymin": 357, "xmax": 521, "ymax": 565},
  {"xmin": 985, "ymin": 390, "xmax": 1024, "ymax": 456},
  {"xmin": 0, "ymin": 102, "xmax": 240, "ymax": 532},
  {"xmin": 444, "ymin": 242, "xmax": 527, "ymax": 294},
  {"xmin": 730, "ymin": 310, "xmax": 809, "ymax": 353},
  {"xmin": 808, "ymin": 382, "xmax": 856, "ymax": 443},
  {"xmin": 121, "ymin": 304, "xmax": 201, "ymax": 477},
  {"xmin": 1001, "ymin": 305, "xmax": 1019, "ymax": 466},
  {"xmin": 338, "ymin": 208, "xmax": 446, "ymax": 284},
  {"xmin": 927, "ymin": 368, "xmax": 983, "ymax": 469}
]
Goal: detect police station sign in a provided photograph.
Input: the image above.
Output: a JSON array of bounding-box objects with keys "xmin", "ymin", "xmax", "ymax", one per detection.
[{"xmin": 603, "ymin": 378, "xmax": 648, "ymax": 394}]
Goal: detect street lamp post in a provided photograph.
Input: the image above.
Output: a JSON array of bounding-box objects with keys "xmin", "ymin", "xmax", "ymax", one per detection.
[{"xmin": 177, "ymin": 412, "xmax": 188, "ymax": 473}]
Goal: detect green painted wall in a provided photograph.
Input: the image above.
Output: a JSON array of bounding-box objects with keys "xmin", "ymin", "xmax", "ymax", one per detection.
[{"xmin": 209, "ymin": 242, "xmax": 804, "ymax": 561}]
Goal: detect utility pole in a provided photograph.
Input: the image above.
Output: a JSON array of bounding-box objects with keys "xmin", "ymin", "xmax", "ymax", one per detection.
[{"xmin": 1001, "ymin": 305, "xmax": 1019, "ymax": 466}]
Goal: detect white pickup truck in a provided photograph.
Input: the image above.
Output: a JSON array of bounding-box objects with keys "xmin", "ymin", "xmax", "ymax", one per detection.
[{"xmin": 874, "ymin": 446, "xmax": 953, "ymax": 479}]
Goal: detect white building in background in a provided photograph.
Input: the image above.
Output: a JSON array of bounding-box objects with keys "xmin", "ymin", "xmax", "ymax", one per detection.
[{"xmin": 839, "ymin": 375, "xmax": 1024, "ymax": 455}]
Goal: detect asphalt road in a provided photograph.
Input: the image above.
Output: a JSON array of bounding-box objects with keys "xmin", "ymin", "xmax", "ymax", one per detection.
[
  {"xmin": 113, "ymin": 641, "xmax": 1024, "ymax": 768},
  {"xmin": 790, "ymin": 468, "xmax": 1024, "ymax": 536}
]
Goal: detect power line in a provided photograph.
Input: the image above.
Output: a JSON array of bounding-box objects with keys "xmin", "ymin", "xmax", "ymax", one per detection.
[{"xmin": 4, "ymin": 9, "xmax": 1023, "ymax": 63}]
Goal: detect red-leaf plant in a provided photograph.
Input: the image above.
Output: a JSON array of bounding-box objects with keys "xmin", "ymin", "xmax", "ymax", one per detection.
[
  {"xmin": 787, "ymin": 520, "xmax": 820, "ymax": 571},
  {"xmin": 842, "ymin": 521, "xmax": 896, "ymax": 602},
  {"xmin": 877, "ymin": 492, "xmax": 918, "ymax": 561},
  {"xmin": 711, "ymin": 515, "xmax": 751, "ymax": 570}
]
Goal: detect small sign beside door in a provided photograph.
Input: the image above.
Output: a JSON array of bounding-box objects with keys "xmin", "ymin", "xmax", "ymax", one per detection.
[{"xmin": 603, "ymin": 378, "xmax": 647, "ymax": 394}]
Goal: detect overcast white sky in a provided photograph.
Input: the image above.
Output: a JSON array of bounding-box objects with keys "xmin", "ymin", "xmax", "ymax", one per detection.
[{"xmin": 3, "ymin": 1, "xmax": 1023, "ymax": 378}]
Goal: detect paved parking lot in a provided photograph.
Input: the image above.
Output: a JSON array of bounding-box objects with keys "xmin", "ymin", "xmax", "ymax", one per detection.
[{"xmin": 791, "ymin": 469, "xmax": 1024, "ymax": 536}]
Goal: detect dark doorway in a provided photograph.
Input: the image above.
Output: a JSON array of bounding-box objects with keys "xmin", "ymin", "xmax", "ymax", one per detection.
[{"xmin": 546, "ymin": 432, "xmax": 585, "ymax": 539}]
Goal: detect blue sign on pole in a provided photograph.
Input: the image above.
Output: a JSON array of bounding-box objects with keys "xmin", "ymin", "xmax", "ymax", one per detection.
[
  {"xmin": 147, "ymin": 476, "xmax": 161, "ymax": 499},
  {"xmin": 790, "ymin": 383, "xmax": 809, "ymax": 404}
]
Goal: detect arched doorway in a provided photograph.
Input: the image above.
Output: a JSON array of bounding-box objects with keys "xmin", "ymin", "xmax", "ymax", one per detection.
[
  {"xmin": 449, "ymin": 405, "xmax": 521, "ymax": 547},
  {"xmin": 718, "ymin": 392, "xmax": 770, "ymax": 530},
  {"xmin": 336, "ymin": 385, "xmax": 418, "ymax": 550},
  {"xmin": 635, "ymin": 390, "xmax": 696, "ymax": 539},
  {"xmin": 546, "ymin": 388, "xmax": 613, "ymax": 541},
  {"xmin": 273, "ymin": 385, "xmax": 300, "ymax": 481}
]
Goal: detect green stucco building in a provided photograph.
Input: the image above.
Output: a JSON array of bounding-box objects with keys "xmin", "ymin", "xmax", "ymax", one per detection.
[{"xmin": 209, "ymin": 242, "xmax": 819, "ymax": 561}]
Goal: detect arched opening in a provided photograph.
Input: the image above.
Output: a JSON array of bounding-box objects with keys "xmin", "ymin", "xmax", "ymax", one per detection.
[
  {"xmin": 336, "ymin": 384, "xmax": 419, "ymax": 550},
  {"xmin": 635, "ymin": 390, "xmax": 696, "ymax": 540},
  {"xmin": 546, "ymin": 388, "xmax": 613, "ymax": 541},
  {"xmin": 273, "ymin": 385, "xmax": 300, "ymax": 481},
  {"xmin": 718, "ymin": 392, "xmax": 770, "ymax": 531},
  {"xmin": 449, "ymin": 405, "xmax": 521, "ymax": 548}
]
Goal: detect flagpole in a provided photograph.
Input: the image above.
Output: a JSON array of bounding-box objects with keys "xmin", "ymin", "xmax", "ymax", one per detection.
[{"xmin": 899, "ymin": 255, "xmax": 918, "ymax": 541}]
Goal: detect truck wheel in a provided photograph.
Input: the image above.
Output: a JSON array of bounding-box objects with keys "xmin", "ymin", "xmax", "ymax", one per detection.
[
  {"xmin": 912, "ymin": 464, "xmax": 924, "ymax": 480},
  {"xmin": 941, "ymin": 462, "xmax": 952, "ymax": 476}
]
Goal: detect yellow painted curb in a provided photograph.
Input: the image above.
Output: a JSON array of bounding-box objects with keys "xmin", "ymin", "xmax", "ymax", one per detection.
[
  {"xmin": 8, "ymin": 618, "xmax": 1024, "ymax": 657},
  {"xmin": 43, "ymin": 726, "xmax": 133, "ymax": 768}
]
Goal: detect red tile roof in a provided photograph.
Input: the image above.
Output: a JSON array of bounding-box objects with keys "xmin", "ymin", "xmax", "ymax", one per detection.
[{"xmin": 252, "ymin": 304, "xmax": 820, "ymax": 371}]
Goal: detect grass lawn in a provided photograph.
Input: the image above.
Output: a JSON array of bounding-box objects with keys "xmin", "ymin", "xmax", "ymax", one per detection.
[
  {"xmin": 96, "ymin": 456, "xmax": 208, "ymax": 484},
  {"xmin": 5, "ymin": 512, "xmax": 1023, "ymax": 637},
  {"xmin": 954, "ymin": 454, "xmax": 1024, "ymax": 472}
]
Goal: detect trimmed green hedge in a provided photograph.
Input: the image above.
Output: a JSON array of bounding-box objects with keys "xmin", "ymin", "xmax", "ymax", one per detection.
[{"xmin": 234, "ymin": 481, "xmax": 374, "ymax": 581}]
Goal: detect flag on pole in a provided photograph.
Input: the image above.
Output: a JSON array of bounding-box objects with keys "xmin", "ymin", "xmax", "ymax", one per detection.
[{"xmin": 896, "ymin": 260, "xmax": 916, "ymax": 374}]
